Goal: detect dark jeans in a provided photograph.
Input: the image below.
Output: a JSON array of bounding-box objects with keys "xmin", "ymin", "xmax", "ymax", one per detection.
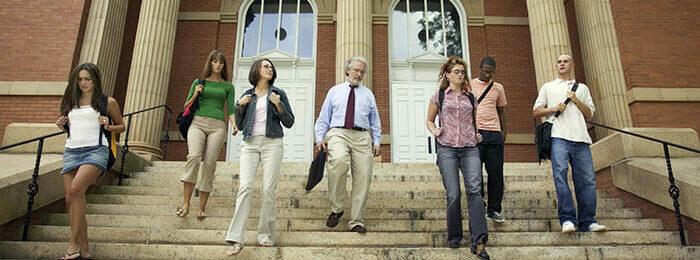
[
  {"xmin": 477, "ymin": 130, "xmax": 505, "ymax": 213},
  {"xmin": 551, "ymin": 138, "xmax": 598, "ymax": 230},
  {"xmin": 436, "ymin": 144, "xmax": 488, "ymax": 247}
]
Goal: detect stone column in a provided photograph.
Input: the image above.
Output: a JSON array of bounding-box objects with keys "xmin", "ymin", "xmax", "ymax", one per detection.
[
  {"xmin": 122, "ymin": 0, "xmax": 180, "ymax": 160},
  {"xmin": 335, "ymin": 0, "xmax": 372, "ymax": 88},
  {"xmin": 526, "ymin": 0, "xmax": 574, "ymax": 89},
  {"xmin": 79, "ymin": 0, "xmax": 129, "ymax": 96},
  {"xmin": 574, "ymin": 0, "xmax": 633, "ymax": 137}
]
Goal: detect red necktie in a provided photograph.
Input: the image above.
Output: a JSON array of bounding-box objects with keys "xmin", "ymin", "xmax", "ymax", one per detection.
[{"xmin": 344, "ymin": 85, "xmax": 356, "ymax": 129}]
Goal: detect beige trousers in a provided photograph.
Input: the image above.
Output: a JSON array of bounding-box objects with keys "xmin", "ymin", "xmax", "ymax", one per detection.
[
  {"xmin": 226, "ymin": 136, "xmax": 284, "ymax": 245},
  {"xmin": 326, "ymin": 128, "xmax": 373, "ymax": 229},
  {"xmin": 180, "ymin": 116, "xmax": 226, "ymax": 193}
]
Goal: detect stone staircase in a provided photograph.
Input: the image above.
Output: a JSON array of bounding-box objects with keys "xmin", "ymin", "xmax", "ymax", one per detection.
[{"xmin": 1, "ymin": 162, "xmax": 697, "ymax": 259}]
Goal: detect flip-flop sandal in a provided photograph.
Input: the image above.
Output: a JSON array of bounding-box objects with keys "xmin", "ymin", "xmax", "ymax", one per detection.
[
  {"xmin": 226, "ymin": 243, "xmax": 243, "ymax": 256},
  {"xmin": 260, "ymin": 242, "xmax": 274, "ymax": 247},
  {"xmin": 196, "ymin": 211, "xmax": 208, "ymax": 220},
  {"xmin": 59, "ymin": 250, "xmax": 82, "ymax": 260},
  {"xmin": 175, "ymin": 208, "xmax": 189, "ymax": 217}
]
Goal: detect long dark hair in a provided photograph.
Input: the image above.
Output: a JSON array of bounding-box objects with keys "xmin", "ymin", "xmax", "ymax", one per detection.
[
  {"xmin": 248, "ymin": 58, "xmax": 277, "ymax": 86},
  {"xmin": 60, "ymin": 62, "xmax": 104, "ymax": 116},
  {"xmin": 438, "ymin": 56, "xmax": 470, "ymax": 93},
  {"xmin": 200, "ymin": 50, "xmax": 229, "ymax": 81}
]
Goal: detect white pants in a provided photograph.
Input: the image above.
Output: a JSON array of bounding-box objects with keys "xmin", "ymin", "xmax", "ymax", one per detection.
[{"xmin": 225, "ymin": 136, "xmax": 283, "ymax": 245}]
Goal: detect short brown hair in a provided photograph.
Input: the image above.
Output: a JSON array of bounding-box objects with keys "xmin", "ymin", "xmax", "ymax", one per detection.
[{"xmin": 248, "ymin": 58, "xmax": 277, "ymax": 86}]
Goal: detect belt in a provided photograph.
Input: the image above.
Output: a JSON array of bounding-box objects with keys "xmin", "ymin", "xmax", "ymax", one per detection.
[{"xmin": 332, "ymin": 126, "xmax": 367, "ymax": 131}]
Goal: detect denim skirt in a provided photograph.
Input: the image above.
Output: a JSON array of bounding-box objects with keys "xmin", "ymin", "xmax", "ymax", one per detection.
[{"xmin": 61, "ymin": 145, "xmax": 109, "ymax": 174}]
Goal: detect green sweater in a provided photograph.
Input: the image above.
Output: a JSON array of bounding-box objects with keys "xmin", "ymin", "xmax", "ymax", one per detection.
[{"xmin": 185, "ymin": 79, "xmax": 235, "ymax": 121}]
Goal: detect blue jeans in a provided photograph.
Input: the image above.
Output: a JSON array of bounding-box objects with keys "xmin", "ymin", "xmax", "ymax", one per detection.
[
  {"xmin": 550, "ymin": 138, "xmax": 598, "ymax": 231},
  {"xmin": 436, "ymin": 144, "xmax": 488, "ymax": 246}
]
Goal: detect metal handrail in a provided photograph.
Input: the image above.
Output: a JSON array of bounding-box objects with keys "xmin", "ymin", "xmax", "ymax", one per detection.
[
  {"xmin": 0, "ymin": 104, "xmax": 172, "ymax": 241},
  {"xmin": 587, "ymin": 120, "xmax": 699, "ymax": 246}
]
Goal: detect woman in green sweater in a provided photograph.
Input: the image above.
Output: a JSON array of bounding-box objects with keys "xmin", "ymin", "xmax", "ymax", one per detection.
[{"xmin": 176, "ymin": 50, "xmax": 237, "ymax": 219}]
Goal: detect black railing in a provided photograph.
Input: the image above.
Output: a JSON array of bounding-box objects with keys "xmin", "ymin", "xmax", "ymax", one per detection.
[
  {"xmin": 587, "ymin": 121, "xmax": 700, "ymax": 246},
  {"xmin": 0, "ymin": 104, "xmax": 171, "ymax": 241}
]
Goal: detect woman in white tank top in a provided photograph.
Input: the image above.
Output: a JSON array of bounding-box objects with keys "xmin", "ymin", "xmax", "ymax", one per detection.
[{"xmin": 55, "ymin": 63, "xmax": 125, "ymax": 260}]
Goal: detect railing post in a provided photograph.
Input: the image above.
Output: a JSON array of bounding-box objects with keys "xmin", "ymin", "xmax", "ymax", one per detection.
[
  {"xmin": 663, "ymin": 143, "xmax": 687, "ymax": 246},
  {"xmin": 21, "ymin": 139, "xmax": 44, "ymax": 241},
  {"xmin": 119, "ymin": 115, "xmax": 133, "ymax": 186},
  {"xmin": 163, "ymin": 107, "xmax": 171, "ymax": 160}
]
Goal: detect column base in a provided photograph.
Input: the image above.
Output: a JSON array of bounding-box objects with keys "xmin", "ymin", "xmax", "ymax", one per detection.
[{"xmin": 126, "ymin": 141, "xmax": 163, "ymax": 161}]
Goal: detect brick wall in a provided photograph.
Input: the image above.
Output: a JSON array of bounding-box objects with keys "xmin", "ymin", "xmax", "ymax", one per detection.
[
  {"xmin": 610, "ymin": 0, "xmax": 700, "ymax": 131},
  {"xmin": 372, "ymin": 24, "xmax": 390, "ymax": 162},
  {"xmin": 314, "ymin": 24, "xmax": 337, "ymax": 118},
  {"xmin": 0, "ymin": 0, "xmax": 88, "ymax": 81},
  {"xmin": 0, "ymin": 0, "xmax": 90, "ymax": 144},
  {"xmin": 180, "ymin": 0, "xmax": 220, "ymax": 12},
  {"xmin": 484, "ymin": 0, "xmax": 528, "ymax": 17}
]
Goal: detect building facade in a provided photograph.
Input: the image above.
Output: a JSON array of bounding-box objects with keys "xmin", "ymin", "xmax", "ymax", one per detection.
[{"xmin": 1, "ymin": 0, "xmax": 698, "ymax": 163}]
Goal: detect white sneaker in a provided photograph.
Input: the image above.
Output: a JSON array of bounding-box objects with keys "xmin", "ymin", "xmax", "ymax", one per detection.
[
  {"xmin": 561, "ymin": 221, "xmax": 576, "ymax": 234},
  {"xmin": 588, "ymin": 223, "xmax": 607, "ymax": 232}
]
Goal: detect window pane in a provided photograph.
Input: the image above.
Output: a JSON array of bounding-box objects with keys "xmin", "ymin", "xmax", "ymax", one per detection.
[
  {"xmin": 241, "ymin": 0, "xmax": 261, "ymax": 57},
  {"xmin": 278, "ymin": 0, "xmax": 298, "ymax": 55},
  {"xmin": 297, "ymin": 0, "xmax": 313, "ymax": 58},
  {"xmin": 392, "ymin": 0, "xmax": 408, "ymax": 59},
  {"xmin": 425, "ymin": 0, "xmax": 443, "ymax": 55},
  {"xmin": 409, "ymin": 0, "xmax": 426, "ymax": 57},
  {"xmin": 260, "ymin": 0, "xmax": 280, "ymax": 54},
  {"xmin": 443, "ymin": 1, "xmax": 462, "ymax": 58}
]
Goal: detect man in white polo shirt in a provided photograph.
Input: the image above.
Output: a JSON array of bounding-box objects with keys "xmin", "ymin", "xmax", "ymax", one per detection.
[{"xmin": 532, "ymin": 54, "xmax": 606, "ymax": 234}]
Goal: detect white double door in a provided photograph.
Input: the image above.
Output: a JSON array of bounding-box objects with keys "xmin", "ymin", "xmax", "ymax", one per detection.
[
  {"xmin": 390, "ymin": 57, "xmax": 448, "ymax": 163},
  {"xmin": 225, "ymin": 55, "xmax": 314, "ymax": 162}
]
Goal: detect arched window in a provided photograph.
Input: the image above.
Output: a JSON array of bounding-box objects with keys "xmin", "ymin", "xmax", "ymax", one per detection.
[
  {"xmin": 391, "ymin": 0, "xmax": 463, "ymax": 59},
  {"xmin": 240, "ymin": 0, "xmax": 314, "ymax": 58}
]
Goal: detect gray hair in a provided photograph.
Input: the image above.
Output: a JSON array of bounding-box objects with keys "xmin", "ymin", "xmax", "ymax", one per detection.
[{"xmin": 344, "ymin": 56, "xmax": 368, "ymax": 76}]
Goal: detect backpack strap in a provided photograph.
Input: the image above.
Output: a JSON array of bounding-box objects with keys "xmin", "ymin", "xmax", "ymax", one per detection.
[
  {"xmin": 437, "ymin": 90, "xmax": 445, "ymax": 127},
  {"xmin": 553, "ymin": 82, "xmax": 580, "ymax": 118},
  {"xmin": 477, "ymin": 81, "xmax": 495, "ymax": 103},
  {"xmin": 98, "ymin": 95, "xmax": 109, "ymax": 147}
]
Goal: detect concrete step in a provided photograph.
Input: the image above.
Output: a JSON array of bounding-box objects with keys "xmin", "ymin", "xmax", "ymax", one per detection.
[
  {"xmin": 150, "ymin": 161, "xmax": 552, "ymax": 172},
  {"xmin": 43, "ymin": 214, "xmax": 665, "ymax": 232},
  {"xmin": 97, "ymin": 185, "xmax": 607, "ymax": 200},
  {"xmin": 119, "ymin": 178, "xmax": 560, "ymax": 192},
  {"xmin": 24, "ymin": 226, "xmax": 683, "ymax": 247},
  {"xmin": 82, "ymin": 204, "xmax": 644, "ymax": 220},
  {"xmin": 2, "ymin": 241, "xmax": 697, "ymax": 260},
  {"xmin": 84, "ymin": 194, "xmax": 624, "ymax": 209},
  {"xmin": 132, "ymin": 170, "xmax": 552, "ymax": 182}
]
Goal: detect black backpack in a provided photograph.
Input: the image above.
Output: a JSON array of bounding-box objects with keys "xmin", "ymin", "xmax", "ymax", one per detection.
[
  {"xmin": 98, "ymin": 95, "xmax": 117, "ymax": 170},
  {"xmin": 534, "ymin": 83, "xmax": 579, "ymax": 163}
]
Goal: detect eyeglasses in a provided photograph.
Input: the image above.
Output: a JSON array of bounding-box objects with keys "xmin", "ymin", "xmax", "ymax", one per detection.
[{"xmin": 451, "ymin": 69, "xmax": 466, "ymax": 75}]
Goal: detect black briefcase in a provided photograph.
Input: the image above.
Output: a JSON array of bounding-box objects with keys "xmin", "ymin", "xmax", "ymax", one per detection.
[{"xmin": 305, "ymin": 151, "xmax": 327, "ymax": 191}]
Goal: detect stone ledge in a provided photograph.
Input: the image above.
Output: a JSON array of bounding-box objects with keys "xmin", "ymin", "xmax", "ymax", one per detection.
[
  {"xmin": 1, "ymin": 123, "xmax": 66, "ymax": 154},
  {"xmin": 591, "ymin": 127, "xmax": 699, "ymax": 171},
  {"xmin": 611, "ymin": 158, "xmax": 699, "ymax": 221}
]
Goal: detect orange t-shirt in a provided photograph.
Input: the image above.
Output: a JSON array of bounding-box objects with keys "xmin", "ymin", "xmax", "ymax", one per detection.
[{"xmin": 471, "ymin": 78, "xmax": 507, "ymax": 132}]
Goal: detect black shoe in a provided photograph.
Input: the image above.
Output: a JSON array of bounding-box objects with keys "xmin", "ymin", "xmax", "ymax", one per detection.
[
  {"xmin": 447, "ymin": 241, "xmax": 460, "ymax": 248},
  {"xmin": 325, "ymin": 211, "xmax": 343, "ymax": 227},
  {"xmin": 486, "ymin": 211, "xmax": 506, "ymax": 223},
  {"xmin": 350, "ymin": 225, "xmax": 367, "ymax": 233},
  {"xmin": 472, "ymin": 245, "xmax": 490, "ymax": 260}
]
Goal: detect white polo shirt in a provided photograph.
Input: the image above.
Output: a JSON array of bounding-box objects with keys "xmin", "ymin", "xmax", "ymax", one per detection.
[{"xmin": 533, "ymin": 78, "xmax": 595, "ymax": 144}]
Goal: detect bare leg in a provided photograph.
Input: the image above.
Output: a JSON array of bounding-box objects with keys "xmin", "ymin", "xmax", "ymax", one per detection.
[
  {"xmin": 178, "ymin": 182, "xmax": 195, "ymax": 216},
  {"xmin": 65, "ymin": 165, "xmax": 101, "ymax": 259},
  {"xmin": 198, "ymin": 191, "xmax": 210, "ymax": 218}
]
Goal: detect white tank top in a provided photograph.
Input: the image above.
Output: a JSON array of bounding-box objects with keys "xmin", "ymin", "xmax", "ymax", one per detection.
[
  {"xmin": 251, "ymin": 94, "xmax": 268, "ymax": 136},
  {"xmin": 65, "ymin": 105, "xmax": 108, "ymax": 148}
]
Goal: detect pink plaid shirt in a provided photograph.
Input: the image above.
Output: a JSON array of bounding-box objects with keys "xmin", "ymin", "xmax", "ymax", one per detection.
[{"xmin": 430, "ymin": 88, "xmax": 478, "ymax": 148}]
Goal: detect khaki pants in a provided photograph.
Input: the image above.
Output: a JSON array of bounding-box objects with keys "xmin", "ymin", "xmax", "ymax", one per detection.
[
  {"xmin": 326, "ymin": 128, "xmax": 373, "ymax": 229},
  {"xmin": 180, "ymin": 116, "xmax": 226, "ymax": 193},
  {"xmin": 226, "ymin": 136, "xmax": 283, "ymax": 245}
]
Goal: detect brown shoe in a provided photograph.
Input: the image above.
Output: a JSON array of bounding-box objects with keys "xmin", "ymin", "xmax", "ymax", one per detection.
[
  {"xmin": 326, "ymin": 211, "xmax": 343, "ymax": 227},
  {"xmin": 350, "ymin": 225, "xmax": 367, "ymax": 233}
]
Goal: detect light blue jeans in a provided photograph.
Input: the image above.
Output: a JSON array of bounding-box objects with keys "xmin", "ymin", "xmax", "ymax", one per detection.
[{"xmin": 550, "ymin": 138, "xmax": 598, "ymax": 231}]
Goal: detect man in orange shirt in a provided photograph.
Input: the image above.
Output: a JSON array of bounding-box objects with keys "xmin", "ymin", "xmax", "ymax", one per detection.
[{"xmin": 471, "ymin": 56, "xmax": 507, "ymax": 222}]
